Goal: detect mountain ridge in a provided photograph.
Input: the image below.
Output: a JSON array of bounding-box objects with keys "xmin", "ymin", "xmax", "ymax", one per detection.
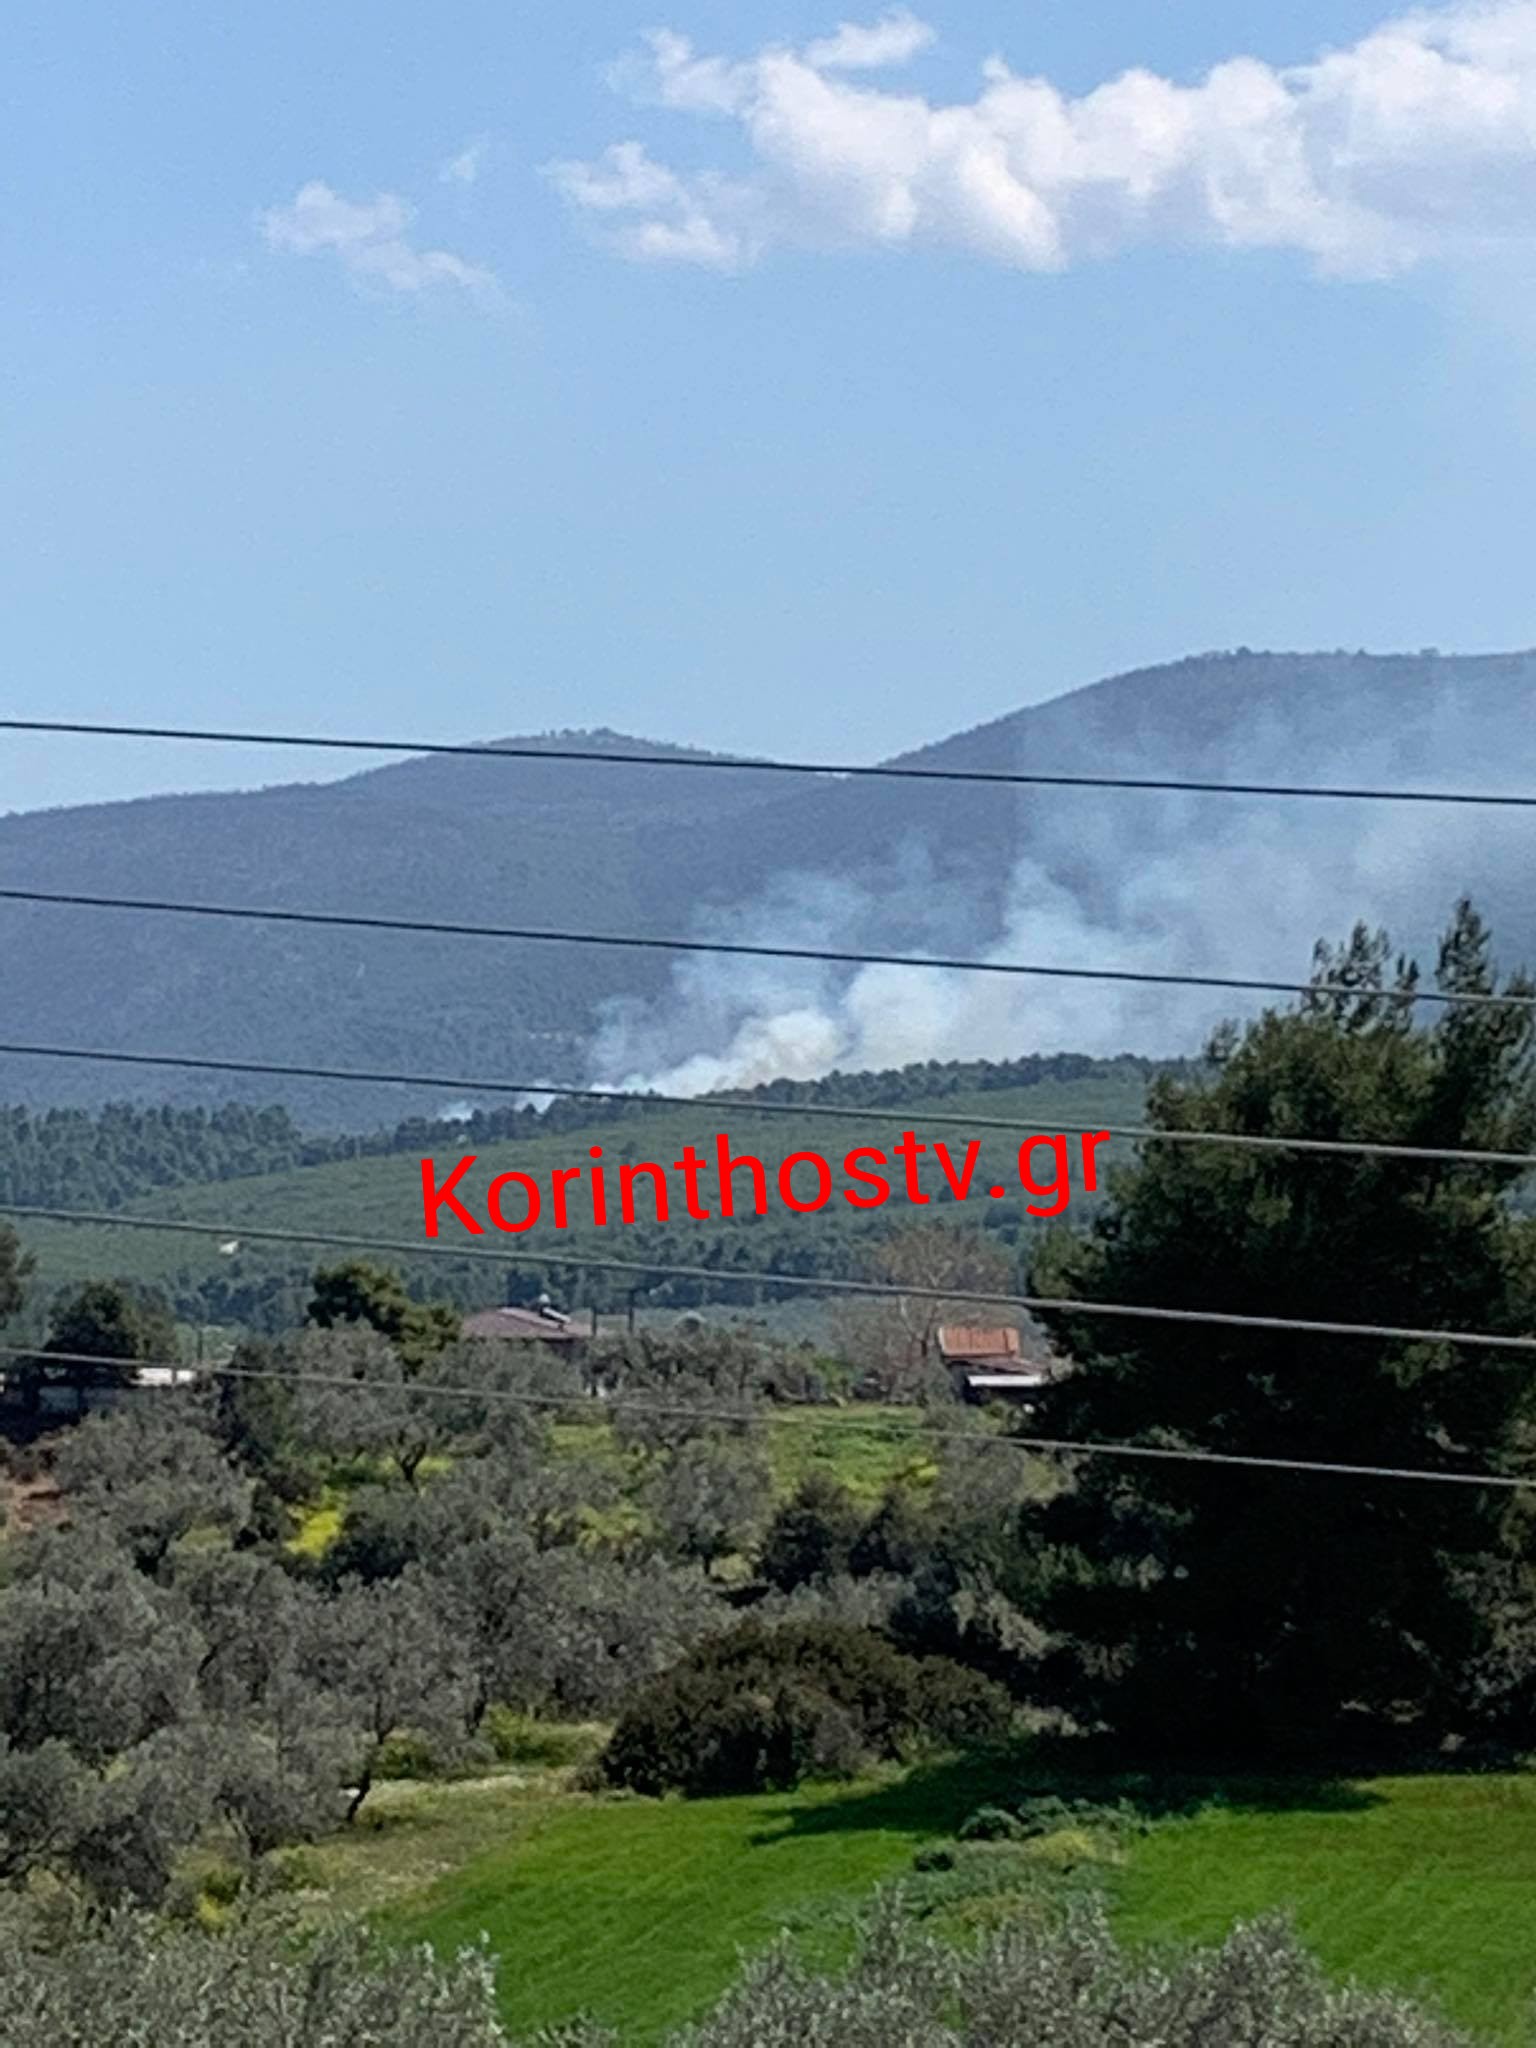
[{"xmin": 4, "ymin": 648, "xmax": 1536, "ymax": 1124}]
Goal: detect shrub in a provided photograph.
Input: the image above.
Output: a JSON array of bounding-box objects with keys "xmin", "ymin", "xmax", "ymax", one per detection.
[
  {"xmin": 481, "ymin": 1707, "xmax": 599, "ymax": 1771},
  {"xmin": 957, "ymin": 1804, "xmax": 1027, "ymax": 1843},
  {"xmin": 602, "ymin": 1621, "xmax": 1011, "ymax": 1796},
  {"xmin": 756, "ymin": 1476, "xmax": 866, "ymax": 1592},
  {"xmin": 1013, "ymin": 1793, "xmax": 1147, "ymax": 1837},
  {"xmin": 374, "ymin": 1730, "xmax": 442, "ymax": 1781},
  {"xmin": 956, "ymin": 1792, "xmax": 1148, "ymax": 1844},
  {"xmin": 0, "ymin": 1909, "xmax": 513, "ymax": 2045},
  {"xmin": 910, "ymin": 1844, "xmax": 955, "ymax": 1872},
  {"xmin": 672, "ymin": 1899, "xmax": 1472, "ymax": 2047},
  {"xmin": 262, "ymin": 1845, "xmax": 327, "ymax": 1893}
]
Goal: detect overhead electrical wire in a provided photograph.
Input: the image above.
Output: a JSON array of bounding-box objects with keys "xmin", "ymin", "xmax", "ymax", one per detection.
[
  {"xmin": 3, "ymin": 1037, "xmax": 1536, "ymax": 1173},
  {"xmin": 6, "ymin": 1200, "xmax": 1536, "ymax": 1354},
  {"xmin": 6, "ymin": 714, "xmax": 1536, "ymax": 810},
  {"xmin": 4, "ymin": 886, "xmax": 1535, "ymax": 1014},
  {"xmin": 11, "ymin": 732, "xmax": 1536, "ymax": 1499},
  {"xmin": 2, "ymin": 1341, "xmax": 1529, "ymax": 1495}
]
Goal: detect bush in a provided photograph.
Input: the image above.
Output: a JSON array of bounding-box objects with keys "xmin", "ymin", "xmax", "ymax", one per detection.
[
  {"xmin": 956, "ymin": 1791, "xmax": 1150, "ymax": 1844},
  {"xmin": 262, "ymin": 1845, "xmax": 327, "ymax": 1893},
  {"xmin": 0, "ymin": 1909, "xmax": 512, "ymax": 2046},
  {"xmin": 602, "ymin": 1621, "xmax": 1012, "ymax": 1796},
  {"xmin": 756, "ymin": 1476, "xmax": 866, "ymax": 1592},
  {"xmin": 373, "ymin": 1730, "xmax": 443, "ymax": 1781},
  {"xmin": 481, "ymin": 1707, "xmax": 599, "ymax": 1771},
  {"xmin": 957, "ymin": 1804, "xmax": 1027, "ymax": 1843}
]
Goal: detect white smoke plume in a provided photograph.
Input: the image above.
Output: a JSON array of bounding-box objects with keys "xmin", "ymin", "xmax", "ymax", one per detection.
[{"xmin": 590, "ymin": 658, "xmax": 1536, "ymax": 1097}]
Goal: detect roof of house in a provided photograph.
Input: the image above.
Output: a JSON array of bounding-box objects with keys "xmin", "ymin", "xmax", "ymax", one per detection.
[
  {"xmin": 461, "ymin": 1305, "xmax": 595, "ymax": 1343},
  {"xmin": 936, "ymin": 1325, "xmax": 1021, "ymax": 1363}
]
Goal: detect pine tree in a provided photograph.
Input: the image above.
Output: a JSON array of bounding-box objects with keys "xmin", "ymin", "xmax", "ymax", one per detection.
[{"xmin": 1027, "ymin": 902, "xmax": 1536, "ymax": 1757}]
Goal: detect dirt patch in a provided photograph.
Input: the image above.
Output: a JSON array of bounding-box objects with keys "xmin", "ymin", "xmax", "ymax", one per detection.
[{"xmin": 1, "ymin": 1470, "xmax": 65, "ymax": 1535}]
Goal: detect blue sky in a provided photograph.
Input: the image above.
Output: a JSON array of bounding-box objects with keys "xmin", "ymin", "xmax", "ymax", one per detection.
[{"xmin": 6, "ymin": 0, "xmax": 1536, "ymax": 813}]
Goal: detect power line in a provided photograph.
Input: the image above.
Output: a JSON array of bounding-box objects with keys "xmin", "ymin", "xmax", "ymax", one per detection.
[
  {"xmin": 4, "ymin": 1341, "xmax": 1528, "ymax": 1495},
  {"xmin": 5, "ymin": 886, "xmax": 1534, "ymax": 1013},
  {"xmin": 7, "ymin": 1199, "xmax": 1536, "ymax": 1354},
  {"xmin": 4, "ymin": 1037, "xmax": 1536, "ymax": 1173},
  {"xmin": 6, "ymin": 714, "xmax": 1536, "ymax": 810}
]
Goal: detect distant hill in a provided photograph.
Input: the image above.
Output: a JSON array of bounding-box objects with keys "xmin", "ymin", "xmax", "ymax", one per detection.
[
  {"xmin": 8, "ymin": 1057, "xmax": 1159, "ymax": 1335},
  {"xmin": 4, "ymin": 651, "xmax": 1536, "ymax": 1123}
]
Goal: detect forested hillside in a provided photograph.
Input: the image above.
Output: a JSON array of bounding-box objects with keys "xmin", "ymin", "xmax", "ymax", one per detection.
[
  {"xmin": 6, "ymin": 1055, "xmax": 1157, "ymax": 1330},
  {"xmin": 0, "ymin": 1051, "xmax": 1163, "ymax": 1210},
  {"xmin": 6, "ymin": 650, "xmax": 1536, "ymax": 1124}
]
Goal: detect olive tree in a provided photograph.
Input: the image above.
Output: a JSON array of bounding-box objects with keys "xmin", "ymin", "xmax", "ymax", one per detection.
[
  {"xmin": 52, "ymin": 1400, "xmax": 253, "ymax": 1570},
  {"xmin": 0, "ymin": 1899, "xmax": 1474, "ymax": 2046},
  {"xmin": 301, "ymin": 1574, "xmax": 475, "ymax": 1820},
  {"xmin": 645, "ymin": 1436, "xmax": 774, "ymax": 1575},
  {"xmin": 0, "ymin": 1910, "xmax": 510, "ymax": 2048},
  {"xmin": 0, "ymin": 1529, "xmax": 201, "ymax": 1761}
]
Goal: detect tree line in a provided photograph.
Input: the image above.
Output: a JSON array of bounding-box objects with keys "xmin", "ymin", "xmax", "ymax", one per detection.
[{"xmin": 0, "ymin": 1051, "xmax": 1155, "ymax": 1211}]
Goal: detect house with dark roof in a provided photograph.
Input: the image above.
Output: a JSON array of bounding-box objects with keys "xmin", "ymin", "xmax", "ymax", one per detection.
[{"xmin": 460, "ymin": 1298, "xmax": 596, "ymax": 1348}]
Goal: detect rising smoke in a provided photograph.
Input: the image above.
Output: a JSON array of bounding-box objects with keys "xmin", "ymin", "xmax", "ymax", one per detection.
[{"xmin": 590, "ymin": 655, "xmax": 1536, "ymax": 1097}]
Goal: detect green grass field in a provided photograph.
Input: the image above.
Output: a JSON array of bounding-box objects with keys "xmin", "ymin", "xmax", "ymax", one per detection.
[
  {"xmin": 1111, "ymin": 1773, "xmax": 1536, "ymax": 2044},
  {"xmin": 758, "ymin": 1404, "xmax": 938, "ymax": 1500},
  {"xmin": 386, "ymin": 1757, "xmax": 1014, "ymax": 2042},
  {"xmin": 304, "ymin": 1762, "xmax": 1536, "ymax": 2043}
]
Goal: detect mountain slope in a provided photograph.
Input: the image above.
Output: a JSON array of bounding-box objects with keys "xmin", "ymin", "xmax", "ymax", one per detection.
[{"xmin": 4, "ymin": 651, "xmax": 1536, "ymax": 1123}]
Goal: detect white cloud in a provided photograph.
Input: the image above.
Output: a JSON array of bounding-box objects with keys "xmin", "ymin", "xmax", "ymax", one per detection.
[
  {"xmin": 545, "ymin": 143, "xmax": 756, "ymax": 268},
  {"xmin": 805, "ymin": 11, "xmax": 936, "ymax": 72},
  {"xmin": 440, "ymin": 138, "xmax": 489, "ymax": 186},
  {"xmin": 260, "ymin": 181, "xmax": 496, "ymax": 295},
  {"xmin": 550, "ymin": 1, "xmax": 1536, "ymax": 276}
]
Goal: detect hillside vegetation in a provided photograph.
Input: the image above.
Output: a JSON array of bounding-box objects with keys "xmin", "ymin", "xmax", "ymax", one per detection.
[
  {"xmin": 6, "ymin": 650, "xmax": 1536, "ymax": 1125},
  {"xmin": 9, "ymin": 1057, "xmax": 1153, "ymax": 1325}
]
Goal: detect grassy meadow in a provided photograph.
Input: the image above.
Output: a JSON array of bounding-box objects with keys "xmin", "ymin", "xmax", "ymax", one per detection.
[
  {"xmin": 1112, "ymin": 1773, "xmax": 1536, "ymax": 2044},
  {"xmin": 281, "ymin": 1756, "xmax": 1536, "ymax": 2044}
]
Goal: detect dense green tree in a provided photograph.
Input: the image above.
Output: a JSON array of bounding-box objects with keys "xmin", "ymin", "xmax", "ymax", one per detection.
[
  {"xmin": 0, "ymin": 1221, "xmax": 30, "ymax": 1328},
  {"xmin": 281, "ymin": 1328, "xmax": 545, "ymax": 1489},
  {"xmin": 757, "ymin": 1474, "xmax": 867, "ymax": 1591},
  {"xmin": 1028, "ymin": 902, "xmax": 1536, "ymax": 1756},
  {"xmin": 14, "ymin": 1277, "xmax": 177, "ymax": 1414},
  {"xmin": 301, "ymin": 1575, "xmax": 474, "ymax": 1821},
  {"xmin": 193, "ymin": 1709, "xmax": 353, "ymax": 1859},
  {"xmin": 307, "ymin": 1259, "xmax": 459, "ymax": 1369},
  {"xmin": 478, "ymin": 1549, "xmax": 724, "ymax": 1719},
  {"xmin": 0, "ymin": 1735, "xmax": 89, "ymax": 1884},
  {"xmin": 63, "ymin": 1721, "xmax": 216, "ymax": 1907},
  {"xmin": 168, "ymin": 1548, "xmax": 318, "ymax": 1714},
  {"xmin": 0, "ymin": 1530, "xmax": 202, "ymax": 1763},
  {"xmin": 602, "ymin": 1620, "xmax": 1011, "ymax": 1796}
]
